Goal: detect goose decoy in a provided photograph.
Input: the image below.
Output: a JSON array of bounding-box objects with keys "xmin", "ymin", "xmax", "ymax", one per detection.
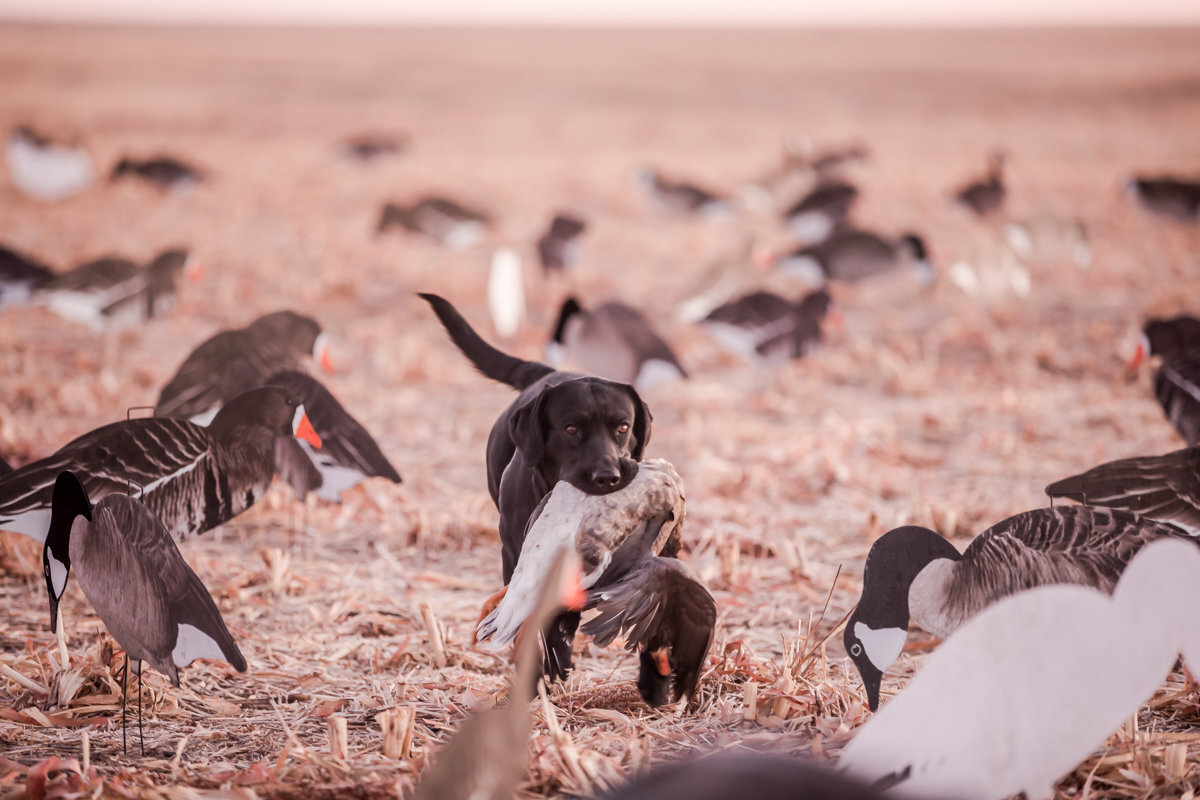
[
  {"xmin": 412, "ymin": 549, "xmax": 585, "ymax": 800},
  {"xmin": 1126, "ymin": 175, "xmax": 1200, "ymax": 222},
  {"xmin": 340, "ymin": 133, "xmax": 406, "ymax": 161},
  {"xmin": 6, "ymin": 125, "xmax": 96, "ymax": 201},
  {"xmin": 1124, "ymin": 314, "xmax": 1200, "ymax": 444},
  {"xmin": 1002, "ymin": 215, "xmax": 1091, "ymax": 269},
  {"xmin": 0, "ymin": 387, "xmax": 322, "ymax": 544},
  {"xmin": 773, "ymin": 230, "xmax": 933, "ymax": 287},
  {"xmin": 479, "ymin": 459, "xmax": 716, "ymax": 706},
  {"xmin": 700, "ymin": 288, "xmax": 837, "ymax": 364},
  {"xmin": 36, "ymin": 248, "xmax": 197, "ymax": 329},
  {"xmin": 953, "ymin": 150, "xmax": 1005, "ymax": 217},
  {"xmin": 546, "ymin": 297, "xmax": 687, "ymax": 392},
  {"xmin": 632, "ymin": 166, "xmax": 730, "ymax": 217},
  {"xmin": 536, "ymin": 213, "xmax": 587, "ymax": 274},
  {"xmin": 840, "ymin": 538, "xmax": 1200, "ymax": 800},
  {"xmin": 43, "ymin": 471, "xmax": 247, "ymax": 753},
  {"xmin": 154, "ymin": 310, "xmax": 332, "ymax": 424},
  {"xmin": 783, "ymin": 180, "xmax": 858, "ymax": 244},
  {"xmin": 0, "ymin": 243, "xmax": 55, "ymax": 311},
  {"xmin": 110, "ymin": 156, "xmax": 203, "ymax": 190},
  {"xmin": 487, "ymin": 247, "xmax": 525, "ymax": 339},
  {"xmin": 377, "ymin": 196, "xmax": 490, "ymax": 248},
  {"xmin": 843, "ymin": 506, "xmax": 1192, "ymax": 711}
]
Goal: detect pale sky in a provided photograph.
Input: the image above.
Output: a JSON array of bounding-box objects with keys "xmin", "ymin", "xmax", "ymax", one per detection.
[{"xmin": 2, "ymin": 0, "xmax": 1199, "ymax": 26}]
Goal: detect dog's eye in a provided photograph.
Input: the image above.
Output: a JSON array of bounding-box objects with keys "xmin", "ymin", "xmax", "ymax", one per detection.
[
  {"xmin": 616, "ymin": 423, "xmax": 630, "ymax": 435},
  {"xmin": 564, "ymin": 424, "xmax": 579, "ymax": 436}
]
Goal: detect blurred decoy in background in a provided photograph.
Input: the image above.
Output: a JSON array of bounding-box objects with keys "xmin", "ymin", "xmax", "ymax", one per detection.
[
  {"xmin": 480, "ymin": 460, "xmax": 715, "ymax": 706},
  {"xmin": 675, "ymin": 237, "xmax": 767, "ymax": 323},
  {"xmin": 1002, "ymin": 215, "xmax": 1091, "ymax": 269},
  {"xmin": 840, "ymin": 539, "xmax": 1200, "ymax": 800},
  {"xmin": 487, "ymin": 247, "xmax": 525, "ymax": 339},
  {"xmin": 111, "ymin": 156, "xmax": 203, "ymax": 190},
  {"xmin": 700, "ymin": 288, "xmax": 837, "ymax": 363},
  {"xmin": 772, "ymin": 230, "xmax": 933, "ymax": 287},
  {"xmin": 377, "ymin": 196, "xmax": 490, "ymax": 248},
  {"xmin": 1126, "ymin": 314, "xmax": 1200, "ymax": 444},
  {"xmin": 1126, "ymin": 175, "xmax": 1200, "ymax": 222},
  {"xmin": 783, "ymin": 180, "xmax": 858, "ymax": 244},
  {"xmin": 36, "ymin": 248, "xmax": 198, "ymax": 329},
  {"xmin": 6, "ymin": 125, "xmax": 96, "ymax": 201},
  {"xmin": 0, "ymin": 387, "xmax": 321, "ymax": 543},
  {"xmin": 632, "ymin": 166, "xmax": 730, "ymax": 217},
  {"xmin": 155, "ymin": 310, "xmax": 332, "ymax": 424},
  {"xmin": 953, "ymin": 150, "xmax": 1006, "ymax": 217},
  {"xmin": 1046, "ymin": 446, "xmax": 1200, "ymax": 536},
  {"xmin": 0, "ymin": 243, "xmax": 55, "ymax": 311},
  {"xmin": 340, "ymin": 133, "xmax": 406, "ymax": 161},
  {"xmin": 546, "ymin": 297, "xmax": 687, "ymax": 391},
  {"xmin": 741, "ymin": 135, "xmax": 869, "ymax": 212},
  {"xmin": 843, "ymin": 506, "xmax": 1192, "ymax": 711},
  {"xmin": 43, "ymin": 471, "xmax": 247, "ymax": 753},
  {"xmin": 536, "ymin": 212, "xmax": 587, "ymax": 274}
]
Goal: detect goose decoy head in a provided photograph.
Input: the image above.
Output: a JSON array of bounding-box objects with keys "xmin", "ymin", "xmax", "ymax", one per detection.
[
  {"xmin": 900, "ymin": 234, "xmax": 934, "ymax": 286},
  {"xmin": 149, "ymin": 248, "xmax": 200, "ymax": 283},
  {"xmin": 44, "ymin": 471, "xmax": 92, "ymax": 632},
  {"xmin": 844, "ymin": 525, "xmax": 961, "ymax": 711},
  {"xmin": 247, "ymin": 310, "xmax": 333, "ymax": 372},
  {"xmin": 546, "ymin": 296, "xmax": 584, "ymax": 365},
  {"xmin": 1132, "ymin": 315, "xmax": 1200, "ymax": 367},
  {"xmin": 215, "ymin": 387, "xmax": 323, "ymax": 449},
  {"xmin": 110, "ymin": 158, "xmax": 136, "ymax": 179}
]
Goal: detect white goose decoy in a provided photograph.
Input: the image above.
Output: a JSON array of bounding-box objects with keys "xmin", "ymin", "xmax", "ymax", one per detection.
[
  {"xmin": 487, "ymin": 246, "xmax": 525, "ymax": 339},
  {"xmin": 839, "ymin": 538, "xmax": 1200, "ymax": 800},
  {"xmin": 843, "ymin": 506, "xmax": 1192, "ymax": 711},
  {"xmin": 6, "ymin": 125, "xmax": 96, "ymax": 201},
  {"xmin": 43, "ymin": 471, "xmax": 246, "ymax": 752}
]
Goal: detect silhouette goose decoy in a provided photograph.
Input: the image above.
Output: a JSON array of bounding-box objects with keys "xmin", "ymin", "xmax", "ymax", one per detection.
[
  {"xmin": 632, "ymin": 166, "xmax": 730, "ymax": 217},
  {"xmin": 43, "ymin": 471, "xmax": 246, "ymax": 753},
  {"xmin": 154, "ymin": 310, "xmax": 332, "ymax": 424},
  {"xmin": 783, "ymin": 180, "xmax": 858, "ymax": 244},
  {"xmin": 111, "ymin": 156, "xmax": 203, "ymax": 190},
  {"xmin": 536, "ymin": 212, "xmax": 587, "ymax": 274},
  {"xmin": 546, "ymin": 297, "xmax": 687, "ymax": 392},
  {"xmin": 1126, "ymin": 175, "xmax": 1200, "ymax": 222},
  {"xmin": 772, "ymin": 229, "xmax": 933, "ymax": 287},
  {"xmin": 377, "ymin": 196, "xmax": 490, "ymax": 248},
  {"xmin": 0, "ymin": 387, "xmax": 322, "ymax": 543},
  {"xmin": 37, "ymin": 248, "xmax": 197, "ymax": 329},
  {"xmin": 953, "ymin": 150, "xmax": 1006, "ymax": 217},
  {"xmin": 700, "ymin": 288, "xmax": 837, "ymax": 364},
  {"xmin": 840, "ymin": 538, "xmax": 1200, "ymax": 800},
  {"xmin": 7, "ymin": 125, "xmax": 96, "ymax": 201},
  {"xmin": 479, "ymin": 459, "xmax": 716, "ymax": 706},
  {"xmin": 1126, "ymin": 314, "xmax": 1200, "ymax": 444},
  {"xmin": 843, "ymin": 505, "xmax": 1192, "ymax": 711},
  {"xmin": 0, "ymin": 243, "xmax": 55, "ymax": 311}
]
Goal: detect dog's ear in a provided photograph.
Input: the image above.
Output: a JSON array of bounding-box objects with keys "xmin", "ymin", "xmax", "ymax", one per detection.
[
  {"xmin": 509, "ymin": 390, "xmax": 548, "ymax": 467},
  {"xmin": 623, "ymin": 384, "xmax": 653, "ymax": 460}
]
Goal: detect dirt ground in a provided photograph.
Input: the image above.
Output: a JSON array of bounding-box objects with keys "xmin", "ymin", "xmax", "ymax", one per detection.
[{"xmin": 1, "ymin": 24, "xmax": 1199, "ymax": 799}]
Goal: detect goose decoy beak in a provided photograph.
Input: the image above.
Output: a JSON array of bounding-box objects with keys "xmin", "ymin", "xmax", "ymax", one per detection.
[
  {"xmin": 1126, "ymin": 333, "xmax": 1149, "ymax": 370},
  {"xmin": 185, "ymin": 255, "xmax": 204, "ymax": 283},
  {"xmin": 292, "ymin": 406, "xmax": 323, "ymax": 449},
  {"xmin": 845, "ymin": 619, "xmax": 904, "ymax": 712},
  {"xmin": 826, "ymin": 302, "xmax": 845, "ymax": 332},
  {"xmin": 313, "ymin": 333, "xmax": 334, "ymax": 373}
]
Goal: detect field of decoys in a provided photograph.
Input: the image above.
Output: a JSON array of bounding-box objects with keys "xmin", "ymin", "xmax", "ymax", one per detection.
[{"xmin": 1, "ymin": 23, "xmax": 1199, "ymax": 800}]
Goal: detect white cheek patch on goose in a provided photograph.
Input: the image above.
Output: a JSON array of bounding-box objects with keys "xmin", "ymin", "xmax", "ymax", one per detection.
[
  {"xmin": 48, "ymin": 554, "xmax": 69, "ymax": 598},
  {"xmin": 291, "ymin": 405, "xmax": 307, "ymax": 435},
  {"xmin": 312, "ymin": 332, "xmax": 329, "ymax": 361},
  {"xmin": 855, "ymin": 621, "xmax": 908, "ymax": 673},
  {"xmin": 172, "ymin": 623, "xmax": 227, "ymax": 667}
]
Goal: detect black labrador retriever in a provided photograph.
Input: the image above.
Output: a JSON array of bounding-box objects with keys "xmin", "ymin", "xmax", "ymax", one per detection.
[{"xmin": 420, "ymin": 293, "xmax": 651, "ymax": 679}]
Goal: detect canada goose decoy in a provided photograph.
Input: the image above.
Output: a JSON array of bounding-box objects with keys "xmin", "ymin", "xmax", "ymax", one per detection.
[
  {"xmin": 546, "ymin": 297, "xmax": 687, "ymax": 392},
  {"xmin": 154, "ymin": 310, "xmax": 332, "ymax": 424},
  {"xmin": 487, "ymin": 247, "xmax": 525, "ymax": 339},
  {"xmin": 6, "ymin": 125, "xmax": 96, "ymax": 201},
  {"xmin": 953, "ymin": 150, "xmax": 1006, "ymax": 217},
  {"xmin": 479, "ymin": 460, "xmax": 716, "ymax": 706},
  {"xmin": 0, "ymin": 387, "xmax": 322, "ymax": 544},
  {"xmin": 843, "ymin": 506, "xmax": 1192, "ymax": 711},
  {"xmin": 1126, "ymin": 175, "xmax": 1200, "ymax": 222},
  {"xmin": 1126, "ymin": 314, "xmax": 1200, "ymax": 445},
  {"xmin": 377, "ymin": 196, "xmax": 490, "ymax": 248},
  {"xmin": 632, "ymin": 166, "xmax": 730, "ymax": 217},
  {"xmin": 536, "ymin": 213, "xmax": 587, "ymax": 274},
  {"xmin": 840, "ymin": 538, "xmax": 1200, "ymax": 800},
  {"xmin": 773, "ymin": 230, "xmax": 933, "ymax": 287},
  {"xmin": 412, "ymin": 549, "xmax": 585, "ymax": 800},
  {"xmin": 43, "ymin": 471, "xmax": 247, "ymax": 753},
  {"xmin": 700, "ymin": 288, "xmax": 837, "ymax": 364},
  {"xmin": 783, "ymin": 180, "xmax": 858, "ymax": 244},
  {"xmin": 0, "ymin": 243, "xmax": 55, "ymax": 311},
  {"xmin": 111, "ymin": 156, "xmax": 203, "ymax": 190},
  {"xmin": 340, "ymin": 133, "xmax": 406, "ymax": 161}
]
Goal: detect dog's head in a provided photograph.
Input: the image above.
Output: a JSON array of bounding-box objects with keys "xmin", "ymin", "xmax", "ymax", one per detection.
[{"xmin": 509, "ymin": 376, "xmax": 651, "ymax": 496}]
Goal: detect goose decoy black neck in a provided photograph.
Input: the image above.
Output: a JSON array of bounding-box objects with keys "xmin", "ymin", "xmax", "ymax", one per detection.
[
  {"xmin": 844, "ymin": 525, "xmax": 960, "ymax": 711},
  {"xmin": 44, "ymin": 471, "xmax": 92, "ymax": 632},
  {"xmin": 549, "ymin": 297, "xmax": 583, "ymax": 346}
]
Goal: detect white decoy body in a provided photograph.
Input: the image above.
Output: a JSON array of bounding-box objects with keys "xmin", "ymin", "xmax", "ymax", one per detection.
[
  {"xmin": 7, "ymin": 126, "xmax": 96, "ymax": 201},
  {"xmin": 840, "ymin": 538, "xmax": 1200, "ymax": 800},
  {"xmin": 487, "ymin": 247, "xmax": 525, "ymax": 339}
]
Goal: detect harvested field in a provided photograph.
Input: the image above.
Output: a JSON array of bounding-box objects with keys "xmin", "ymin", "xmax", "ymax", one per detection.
[{"xmin": 1, "ymin": 23, "xmax": 1200, "ymax": 799}]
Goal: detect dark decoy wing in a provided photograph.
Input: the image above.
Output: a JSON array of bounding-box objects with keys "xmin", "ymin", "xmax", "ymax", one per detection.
[
  {"xmin": 1156, "ymin": 355, "xmax": 1200, "ymax": 445},
  {"xmin": 155, "ymin": 330, "xmax": 247, "ymax": 419},
  {"xmin": 597, "ymin": 303, "xmax": 687, "ymax": 377},
  {"xmin": 44, "ymin": 257, "xmax": 141, "ymax": 293}
]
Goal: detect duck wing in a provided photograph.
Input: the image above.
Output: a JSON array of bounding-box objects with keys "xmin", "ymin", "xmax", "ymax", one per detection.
[{"xmin": 1156, "ymin": 355, "xmax": 1200, "ymax": 445}]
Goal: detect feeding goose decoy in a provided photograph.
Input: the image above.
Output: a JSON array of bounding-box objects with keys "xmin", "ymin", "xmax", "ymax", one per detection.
[
  {"xmin": 377, "ymin": 196, "xmax": 490, "ymax": 248},
  {"xmin": 546, "ymin": 297, "xmax": 687, "ymax": 392},
  {"xmin": 772, "ymin": 229, "xmax": 933, "ymax": 287},
  {"xmin": 0, "ymin": 387, "xmax": 321, "ymax": 544},
  {"xmin": 840, "ymin": 538, "xmax": 1200, "ymax": 800},
  {"xmin": 0, "ymin": 243, "xmax": 55, "ymax": 311},
  {"xmin": 783, "ymin": 180, "xmax": 858, "ymax": 244},
  {"xmin": 478, "ymin": 459, "xmax": 715, "ymax": 706},
  {"xmin": 6, "ymin": 125, "xmax": 96, "ymax": 201},
  {"xmin": 700, "ymin": 288, "xmax": 837, "ymax": 364},
  {"xmin": 1126, "ymin": 175, "xmax": 1200, "ymax": 222},
  {"xmin": 843, "ymin": 505, "xmax": 1192, "ymax": 711},
  {"xmin": 953, "ymin": 150, "xmax": 1006, "ymax": 217},
  {"xmin": 111, "ymin": 156, "xmax": 203, "ymax": 190},
  {"xmin": 1126, "ymin": 314, "xmax": 1200, "ymax": 444},
  {"xmin": 487, "ymin": 247, "xmax": 525, "ymax": 339},
  {"xmin": 631, "ymin": 166, "xmax": 730, "ymax": 217},
  {"xmin": 36, "ymin": 248, "xmax": 198, "ymax": 329},
  {"xmin": 154, "ymin": 310, "xmax": 332, "ymax": 424},
  {"xmin": 413, "ymin": 549, "xmax": 585, "ymax": 800},
  {"xmin": 43, "ymin": 471, "xmax": 247, "ymax": 753},
  {"xmin": 536, "ymin": 212, "xmax": 587, "ymax": 274}
]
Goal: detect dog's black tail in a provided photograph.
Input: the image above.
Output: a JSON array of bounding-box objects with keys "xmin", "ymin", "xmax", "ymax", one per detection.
[{"xmin": 419, "ymin": 293, "xmax": 555, "ymax": 390}]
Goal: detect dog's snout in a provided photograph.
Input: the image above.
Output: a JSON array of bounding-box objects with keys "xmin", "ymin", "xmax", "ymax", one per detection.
[{"xmin": 589, "ymin": 467, "xmax": 622, "ymax": 488}]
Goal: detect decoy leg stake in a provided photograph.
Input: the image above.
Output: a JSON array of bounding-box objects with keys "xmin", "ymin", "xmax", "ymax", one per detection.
[
  {"xmin": 121, "ymin": 653, "xmax": 128, "ymax": 755},
  {"xmin": 138, "ymin": 666, "xmax": 145, "ymax": 755}
]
